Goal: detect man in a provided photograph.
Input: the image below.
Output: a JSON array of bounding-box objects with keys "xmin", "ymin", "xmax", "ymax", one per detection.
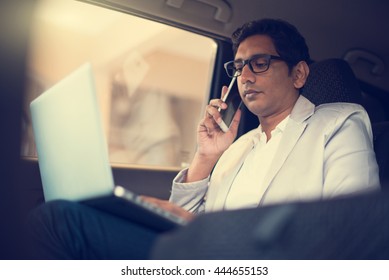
[{"xmin": 27, "ymin": 19, "xmax": 380, "ymax": 259}]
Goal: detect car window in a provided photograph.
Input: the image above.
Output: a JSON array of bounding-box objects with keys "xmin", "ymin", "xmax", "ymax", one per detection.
[{"xmin": 22, "ymin": 0, "xmax": 217, "ymax": 169}]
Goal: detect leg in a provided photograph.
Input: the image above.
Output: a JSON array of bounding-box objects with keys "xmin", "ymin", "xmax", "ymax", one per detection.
[{"xmin": 26, "ymin": 200, "xmax": 159, "ymax": 259}]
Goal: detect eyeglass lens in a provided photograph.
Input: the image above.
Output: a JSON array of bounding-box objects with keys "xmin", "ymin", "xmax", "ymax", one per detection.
[{"xmin": 226, "ymin": 55, "xmax": 271, "ymax": 77}]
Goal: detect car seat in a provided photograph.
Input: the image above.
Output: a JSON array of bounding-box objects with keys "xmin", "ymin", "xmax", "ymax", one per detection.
[
  {"xmin": 301, "ymin": 58, "xmax": 362, "ymax": 105},
  {"xmin": 302, "ymin": 58, "xmax": 388, "ymax": 190}
]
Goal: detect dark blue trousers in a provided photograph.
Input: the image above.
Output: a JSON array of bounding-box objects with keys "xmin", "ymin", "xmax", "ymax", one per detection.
[{"xmin": 27, "ymin": 200, "xmax": 159, "ymax": 259}]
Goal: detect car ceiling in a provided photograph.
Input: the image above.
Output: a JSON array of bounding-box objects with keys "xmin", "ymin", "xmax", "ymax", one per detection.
[{"xmin": 83, "ymin": 0, "xmax": 388, "ymax": 93}]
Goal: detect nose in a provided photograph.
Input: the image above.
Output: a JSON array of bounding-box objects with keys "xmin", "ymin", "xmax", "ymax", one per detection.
[{"xmin": 239, "ymin": 63, "xmax": 255, "ymax": 84}]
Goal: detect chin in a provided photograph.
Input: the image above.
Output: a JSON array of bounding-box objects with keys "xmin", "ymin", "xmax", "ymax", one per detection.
[{"xmin": 245, "ymin": 105, "xmax": 265, "ymax": 118}]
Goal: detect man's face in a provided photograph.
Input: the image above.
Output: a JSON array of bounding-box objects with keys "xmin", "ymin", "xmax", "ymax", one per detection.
[{"xmin": 235, "ymin": 34, "xmax": 300, "ymax": 119}]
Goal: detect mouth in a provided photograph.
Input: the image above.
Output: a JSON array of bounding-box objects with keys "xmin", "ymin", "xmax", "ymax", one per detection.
[{"xmin": 243, "ymin": 89, "xmax": 261, "ymax": 99}]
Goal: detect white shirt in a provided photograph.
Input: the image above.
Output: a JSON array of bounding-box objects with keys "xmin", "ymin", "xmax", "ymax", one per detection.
[{"xmin": 224, "ymin": 116, "xmax": 290, "ymax": 209}]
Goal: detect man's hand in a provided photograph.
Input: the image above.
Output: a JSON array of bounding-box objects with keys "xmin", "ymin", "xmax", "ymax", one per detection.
[
  {"xmin": 197, "ymin": 85, "xmax": 242, "ymax": 158},
  {"xmin": 140, "ymin": 196, "xmax": 195, "ymax": 222},
  {"xmin": 184, "ymin": 85, "xmax": 242, "ymax": 183}
]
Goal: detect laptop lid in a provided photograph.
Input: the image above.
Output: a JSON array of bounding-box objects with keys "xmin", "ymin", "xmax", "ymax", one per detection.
[{"xmin": 30, "ymin": 63, "xmax": 114, "ymax": 201}]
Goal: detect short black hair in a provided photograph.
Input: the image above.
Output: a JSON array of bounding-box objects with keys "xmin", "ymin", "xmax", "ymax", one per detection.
[{"xmin": 231, "ymin": 18, "xmax": 311, "ymax": 70}]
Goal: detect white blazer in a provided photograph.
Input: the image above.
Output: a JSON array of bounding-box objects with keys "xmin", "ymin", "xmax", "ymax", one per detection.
[{"xmin": 170, "ymin": 95, "xmax": 380, "ymax": 213}]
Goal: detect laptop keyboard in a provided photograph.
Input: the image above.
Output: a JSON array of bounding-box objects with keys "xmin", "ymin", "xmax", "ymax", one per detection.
[{"xmin": 114, "ymin": 186, "xmax": 189, "ymax": 226}]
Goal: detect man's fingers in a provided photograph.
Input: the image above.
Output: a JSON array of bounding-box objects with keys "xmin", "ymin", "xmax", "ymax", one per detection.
[{"xmin": 139, "ymin": 196, "xmax": 195, "ymax": 221}]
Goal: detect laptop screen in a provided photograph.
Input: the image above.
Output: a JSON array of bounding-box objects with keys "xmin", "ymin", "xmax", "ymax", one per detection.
[{"xmin": 30, "ymin": 63, "xmax": 114, "ymax": 201}]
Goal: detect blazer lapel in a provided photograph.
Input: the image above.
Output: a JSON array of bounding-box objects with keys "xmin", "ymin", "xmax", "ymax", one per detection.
[{"xmin": 258, "ymin": 95, "xmax": 315, "ymax": 205}]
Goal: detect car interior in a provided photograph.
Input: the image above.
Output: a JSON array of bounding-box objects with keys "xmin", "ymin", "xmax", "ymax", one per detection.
[{"xmin": 1, "ymin": 0, "xmax": 389, "ymax": 259}]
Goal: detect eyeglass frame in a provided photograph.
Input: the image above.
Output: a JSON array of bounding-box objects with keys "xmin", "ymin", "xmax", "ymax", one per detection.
[{"xmin": 223, "ymin": 54, "xmax": 286, "ymax": 78}]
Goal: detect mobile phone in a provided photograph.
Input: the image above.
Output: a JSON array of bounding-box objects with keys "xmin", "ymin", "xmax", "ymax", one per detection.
[{"xmin": 218, "ymin": 76, "xmax": 242, "ymax": 132}]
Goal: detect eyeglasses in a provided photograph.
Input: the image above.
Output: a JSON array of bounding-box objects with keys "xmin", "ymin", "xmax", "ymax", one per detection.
[{"xmin": 224, "ymin": 54, "xmax": 285, "ymax": 78}]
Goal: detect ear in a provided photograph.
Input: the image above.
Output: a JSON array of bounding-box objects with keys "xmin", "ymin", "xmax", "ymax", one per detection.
[{"xmin": 292, "ymin": 61, "xmax": 310, "ymax": 89}]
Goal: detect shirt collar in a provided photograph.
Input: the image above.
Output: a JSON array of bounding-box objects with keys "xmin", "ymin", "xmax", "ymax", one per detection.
[
  {"xmin": 257, "ymin": 115, "xmax": 290, "ymax": 134},
  {"xmin": 274, "ymin": 115, "xmax": 290, "ymax": 132},
  {"xmin": 252, "ymin": 115, "xmax": 290, "ymax": 144}
]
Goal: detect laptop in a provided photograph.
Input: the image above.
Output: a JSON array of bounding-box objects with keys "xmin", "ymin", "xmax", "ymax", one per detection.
[{"xmin": 30, "ymin": 63, "xmax": 187, "ymax": 232}]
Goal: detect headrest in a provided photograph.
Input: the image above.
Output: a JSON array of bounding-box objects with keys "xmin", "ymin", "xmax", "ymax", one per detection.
[{"xmin": 301, "ymin": 59, "xmax": 362, "ymax": 105}]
